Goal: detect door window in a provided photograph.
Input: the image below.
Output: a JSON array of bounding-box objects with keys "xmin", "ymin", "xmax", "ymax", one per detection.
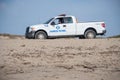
[{"xmin": 51, "ymin": 17, "xmax": 73, "ymax": 25}]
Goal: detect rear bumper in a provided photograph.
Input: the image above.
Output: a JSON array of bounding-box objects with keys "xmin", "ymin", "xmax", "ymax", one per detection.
[
  {"xmin": 25, "ymin": 27, "xmax": 35, "ymax": 39},
  {"xmin": 98, "ymin": 30, "xmax": 106, "ymax": 35}
]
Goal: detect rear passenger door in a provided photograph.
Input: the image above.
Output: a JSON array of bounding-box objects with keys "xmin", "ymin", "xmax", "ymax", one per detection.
[{"xmin": 63, "ymin": 17, "xmax": 76, "ymax": 35}]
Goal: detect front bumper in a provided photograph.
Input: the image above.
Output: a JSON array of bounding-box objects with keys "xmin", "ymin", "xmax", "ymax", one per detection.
[{"xmin": 25, "ymin": 27, "xmax": 35, "ymax": 39}]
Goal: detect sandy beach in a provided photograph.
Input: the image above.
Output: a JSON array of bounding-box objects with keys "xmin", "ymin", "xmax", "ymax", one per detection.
[{"xmin": 0, "ymin": 37, "xmax": 120, "ymax": 80}]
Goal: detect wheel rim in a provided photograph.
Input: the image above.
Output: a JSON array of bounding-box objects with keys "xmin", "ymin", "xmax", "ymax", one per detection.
[
  {"xmin": 37, "ymin": 34, "xmax": 45, "ymax": 39},
  {"xmin": 87, "ymin": 32, "xmax": 94, "ymax": 39}
]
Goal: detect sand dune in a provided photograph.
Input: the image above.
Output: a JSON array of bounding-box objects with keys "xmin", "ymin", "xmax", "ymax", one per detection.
[{"xmin": 0, "ymin": 37, "xmax": 120, "ymax": 80}]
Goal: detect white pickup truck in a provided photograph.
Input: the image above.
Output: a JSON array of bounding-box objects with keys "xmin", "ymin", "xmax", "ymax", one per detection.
[{"xmin": 25, "ymin": 14, "xmax": 106, "ymax": 39}]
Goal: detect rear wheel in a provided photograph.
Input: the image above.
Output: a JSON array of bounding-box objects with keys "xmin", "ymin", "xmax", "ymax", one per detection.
[
  {"xmin": 84, "ymin": 30, "xmax": 96, "ymax": 39},
  {"xmin": 35, "ymin": 31, "xmax": 47, "ymax": 39}
]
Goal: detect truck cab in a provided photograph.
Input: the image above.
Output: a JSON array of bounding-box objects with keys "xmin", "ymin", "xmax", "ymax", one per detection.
[{"xmin": 25, "ymin": 14, "xmax": 106, "ymax": 39}]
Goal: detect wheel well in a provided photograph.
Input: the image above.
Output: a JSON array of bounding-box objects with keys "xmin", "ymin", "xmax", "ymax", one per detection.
[
  {"xmin": 34, "ymin": 30, "xmax": 48, "ymax": 38},
  {"xmin": 84, "ymin": 28, "xmax": 97, "ymax": 35}
]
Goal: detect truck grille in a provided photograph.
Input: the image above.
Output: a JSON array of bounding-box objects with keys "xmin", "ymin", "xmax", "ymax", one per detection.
[{"xmin": 25, "ymin": 27, "xmax": 30, "ymax": 38}]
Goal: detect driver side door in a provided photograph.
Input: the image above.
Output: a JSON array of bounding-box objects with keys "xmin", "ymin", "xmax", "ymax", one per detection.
[{"xmin": 49, "ymin": 18, "xmax": 67, "ymax": 36}]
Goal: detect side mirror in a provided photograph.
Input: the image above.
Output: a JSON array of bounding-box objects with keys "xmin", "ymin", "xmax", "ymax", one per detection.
[{"xmin": 51, "ymin": 22, "xmax": 55, "ymax": 25}]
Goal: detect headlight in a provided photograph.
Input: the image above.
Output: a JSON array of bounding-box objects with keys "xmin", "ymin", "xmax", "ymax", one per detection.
[
  {"xmin": 30, "ymin": 27, "xmax": 36, "ymax": 31},
  {"xmin": 31, "ymin": 27, "xmax": 35, "ymax": 31}
]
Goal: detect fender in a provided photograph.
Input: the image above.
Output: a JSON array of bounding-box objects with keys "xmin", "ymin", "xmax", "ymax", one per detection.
[
  {"xmin": 84, "ymin": 27, "xmax": 97, "ymax": 34},
  {"xmin": 35, "ymin": 29, "xmax": 48, "ymax": 38}
]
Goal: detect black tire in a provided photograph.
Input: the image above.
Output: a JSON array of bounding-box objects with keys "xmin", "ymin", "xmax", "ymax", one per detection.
[
  {"xmin": 35, "ymin": 31, "xmax": 47, "ymax": 39},
  {"xmin": 84, "ymin": 30, "xmax": 96, "ymax": 39},
  {"xmin": 79, "ymin": 35, "xmax": 85, "ymax": 39}
]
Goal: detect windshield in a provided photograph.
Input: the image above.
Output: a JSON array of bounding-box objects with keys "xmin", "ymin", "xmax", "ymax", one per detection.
[{"xmin": 44, "ymin": 18, "xmax": 53, "ymax": 24}]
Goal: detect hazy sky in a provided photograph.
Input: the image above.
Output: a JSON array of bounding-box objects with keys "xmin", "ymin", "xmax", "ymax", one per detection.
[{"xmin": 0, "ymin": 0, "xmax": 120, "ymax": 36}]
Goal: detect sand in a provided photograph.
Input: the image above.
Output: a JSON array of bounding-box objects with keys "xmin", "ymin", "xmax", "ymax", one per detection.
[{"xmin": 0, "ymin": 38, "xmax": 120, "ymax": 80}]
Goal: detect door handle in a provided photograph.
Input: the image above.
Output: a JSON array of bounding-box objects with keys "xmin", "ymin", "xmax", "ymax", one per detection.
[{"xmin": 63, "ymin": 25, "xmax": 66, "ymax": 27}]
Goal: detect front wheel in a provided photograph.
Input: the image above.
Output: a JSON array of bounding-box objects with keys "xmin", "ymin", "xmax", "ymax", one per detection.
[
  {"xmin": 84, "ymin": 30, "xmax": 96, "ymax": 39},
  {"xmin": 35, "ymin": 31, "xmax": 47, "ymax": 39}
]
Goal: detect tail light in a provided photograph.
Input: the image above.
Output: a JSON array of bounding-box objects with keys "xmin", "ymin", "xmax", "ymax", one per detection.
[{"xmin": 101, "ymin": 23, "xmax": 105, "ymax": 28}]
